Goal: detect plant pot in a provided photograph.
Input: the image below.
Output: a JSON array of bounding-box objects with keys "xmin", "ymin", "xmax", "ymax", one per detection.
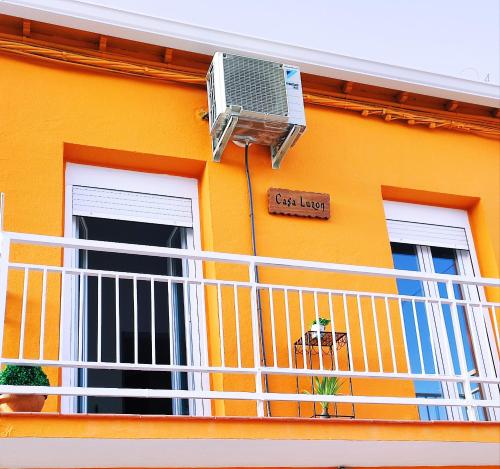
[
  {"xmin": 311, "ymin": 324, "xmax": 325, "ymax": 339},
  {"xmin": 0, "ymin": 393, "xmax": 46, "ymax": 412},
  {"xmin": 317, "ymin": 407, "xmax": 330, "ymax": 419}
]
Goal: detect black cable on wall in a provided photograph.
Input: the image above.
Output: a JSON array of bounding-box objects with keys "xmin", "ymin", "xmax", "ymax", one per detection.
[{"xmin": 244, "ymin": 142, "xmax": 272, "ymax": 417}]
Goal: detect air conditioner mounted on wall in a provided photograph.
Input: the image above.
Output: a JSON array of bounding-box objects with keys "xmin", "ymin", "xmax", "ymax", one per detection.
[{"xmin": 206, "ymin": 52, "xmax": 306, "ymax": 169}]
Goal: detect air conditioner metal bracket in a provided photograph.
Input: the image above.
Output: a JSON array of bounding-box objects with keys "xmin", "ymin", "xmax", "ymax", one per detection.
[
  {"xmin": 212, "ymin": 105, "xmax": 242, "ymax": 163},
  {"xmin": 270, "ymin": 124, "xmax": 301, "ymax": 169}
]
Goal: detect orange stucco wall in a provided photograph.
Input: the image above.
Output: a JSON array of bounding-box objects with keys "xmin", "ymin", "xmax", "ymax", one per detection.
[
  {"xmin": 2, "ymin": 413, "xmax": 499, "ymax": 442},
  {"xmin": 0, "ymin": 52, "xmax": 499, "ymax": 422}
]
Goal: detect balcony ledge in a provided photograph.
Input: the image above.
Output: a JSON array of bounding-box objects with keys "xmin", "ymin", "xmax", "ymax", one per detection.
[{"xmin": 0, "ymin": 413, "xmax": 499, "ymax": 468}]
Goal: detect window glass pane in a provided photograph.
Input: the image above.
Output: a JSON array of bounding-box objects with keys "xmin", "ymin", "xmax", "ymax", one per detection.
[
  {"xmin": 391, "ymin": 243, "xmax": 441, "ymax": 399},
  {"xmin": 391, "ymin": 242, "xmax": 424, "ymax": 296},
  {"xmin": 430, "ymin": 247, "xmax": 476, "ymax": 373},
  {"xmin": 390, "ymin": 241, "xmax": 487, "ymax": 422}
]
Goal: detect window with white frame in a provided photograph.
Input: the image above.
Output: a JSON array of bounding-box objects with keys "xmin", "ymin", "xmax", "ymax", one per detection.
[
  {"xmin": 62, "ymin": 164, "xmax": 209, "ymax": 417},
  {"xmin": 384, "ymin": 201, "xmax": 499, "ymax": 422}
]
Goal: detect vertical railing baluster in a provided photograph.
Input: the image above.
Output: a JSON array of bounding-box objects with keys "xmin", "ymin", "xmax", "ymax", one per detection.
[
  {"xmin": 284, "ymin": 288, "xmax": 292, "ymax": 369},
  {"xmin": 269, "ymin": 287, "xmax": 278, "ymax": 368},
  {"xmin": 411, "ymin": 298, "xmax": 425, "ymax": 374},
  {"xmin": 313, "ymin": 291, "xmax": 324, "ymax": 370},
  {"xmin": 19, "ymin": 267, "xmax": 29, "ymax": 359},
  {"xmin": 384, "ymin": 297, "xmax": 397, "ymax": 373},
  {"xmin": 249, "ymin": 262, "xmax": 264, "ymax": 417},
  {"xmin": 216, "ymin": 282, "xmax": 225, "ymax": 368},
  {"xmin": 299, "ymin": 290, "xmax": 307, "ymax": 369},
  {"xmin": 150, "ymin": 278, "xmax": 156, "ymax": 365},
  {"xmin": 371, "ymin": 295, "xmax": 383, "ymax": 372},
  {"xmin": 115, "ymin": 274, "xmax": 120, "ymax": 363},
  {"xmin": 183, "ymin": 279, "xmax": 193, "ymax": 369},
  {"xmin": 78, "ymin": 272, "xmax": 84, "ymax": 362},
  {"xmin": 464, "ymin": 302, "xmax": 483, "ymax": 378},
  {"xmin": 39, "ymin": 267, "xmax": 48, "ymax": 360},
  {"xmin": 357, "ymin": 294, "xmax": 368, "ymax": 372},
  {"xmin": 342, "ymin": 294, "xmax": 354, "ymax": 372},
  {"xmin": 58, "ymin": 270, "xmax": 65, "ymax": 361},
  {"xmin": 233, "ymin": 284, "xmax": 242, "ymax": 368},
  {"xmin": 424, "ymin": 298, "xmax": 439, "ymax": 375},
  {"xmin": 397, "ymin": 297, "xmax": 411, "ymax": 373},
  {"xmin": 436, "ymin": 298, "xmax": 461, "ymax": 421},
  {"xmin": 133, "ymin": 275, "xmax": 138, "ymax": 365},
  {"xmin": 447, "ymin": 281, "xmax": 476, "ymax": 421},
  {"xmin": 168, "ymin": 278, "xmax": 174, "ymax": 366},
  {"xmin": 328, "ymin": 292, "xmax": 338, "ymax": 370},
  {"xmin": 97, "ymin": 273, "xmax": 102, "ymax": 363},
  {"xmin": 436, "ymin": 298, "xmax": 456, "ymax": 372}
]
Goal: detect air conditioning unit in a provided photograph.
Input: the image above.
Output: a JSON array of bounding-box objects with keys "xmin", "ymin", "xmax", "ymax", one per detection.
[{"xmin": 206, "ymin": 52, "xmax": 306, "ymax": 169}]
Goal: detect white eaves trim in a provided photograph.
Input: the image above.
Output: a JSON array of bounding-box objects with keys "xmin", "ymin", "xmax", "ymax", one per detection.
[{"xmin": 1, "ymin": 0, "xmax": 499, "ymax": 107}]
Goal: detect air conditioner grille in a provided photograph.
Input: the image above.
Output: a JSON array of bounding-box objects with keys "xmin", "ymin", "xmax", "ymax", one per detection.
[
  {"xmin": 206, "ymin": 63, "xmax": 217, "ymax": 129},
  {"xmin": 223, "ymin": 54, "xmax": 288, "ymax": 116}
]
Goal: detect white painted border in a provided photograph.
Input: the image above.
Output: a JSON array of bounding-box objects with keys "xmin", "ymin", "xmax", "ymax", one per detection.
[
  {"xmin": 62, "ymin": 163, "xmax": 210, "ymax": 416},
  {"xmin": 0, "ymin": 0, "xmax": 498, "ymax": 105}
]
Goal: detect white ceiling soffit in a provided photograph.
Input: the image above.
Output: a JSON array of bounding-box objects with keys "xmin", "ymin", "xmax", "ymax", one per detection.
[{"xmin": 0, "ymin": 0, "xmax": 499, "ymax": 107}]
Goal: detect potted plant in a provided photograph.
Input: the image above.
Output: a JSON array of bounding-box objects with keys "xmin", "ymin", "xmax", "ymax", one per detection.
[
  {"xmin": 310, "ymin": 317, "xmax": 330, "ymax": 339},
  {"xmin": 0, "ymin": 365, "xmax": 49, "ymax": 412},
  {"xmin": 305, "ymin": 376, "xmax": 343, "ymax": 418}
]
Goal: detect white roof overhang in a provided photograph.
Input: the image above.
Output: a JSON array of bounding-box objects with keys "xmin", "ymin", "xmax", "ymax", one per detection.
[{"xmin": 0, "ymin": 0, "xmax": 499, "ymax": 107}]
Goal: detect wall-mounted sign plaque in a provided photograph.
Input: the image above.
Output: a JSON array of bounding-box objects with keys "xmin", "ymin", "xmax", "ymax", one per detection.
[{"xmin": 268, "ymin": 188, "xmax": 330, "ymax": 219}]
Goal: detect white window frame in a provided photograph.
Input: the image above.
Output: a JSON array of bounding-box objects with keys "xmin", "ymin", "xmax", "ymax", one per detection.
[
  {"xmin": 384, "ymin": 201, "xmax": 499, "ymax": 421},
  {"xmin": 61, "ymin": 163, "xmax": 210, "ymax": 416}
]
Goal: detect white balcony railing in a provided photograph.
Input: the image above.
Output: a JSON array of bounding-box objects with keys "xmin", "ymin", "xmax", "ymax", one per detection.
[{"xmin": 0, "ymin": 231, "xmax": 498, "ymax": 421}]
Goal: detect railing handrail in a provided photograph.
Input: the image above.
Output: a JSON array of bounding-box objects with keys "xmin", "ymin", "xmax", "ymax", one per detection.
[{"xmin": 2, "ymin": 231, "xmax": 499, "ymax": 287}]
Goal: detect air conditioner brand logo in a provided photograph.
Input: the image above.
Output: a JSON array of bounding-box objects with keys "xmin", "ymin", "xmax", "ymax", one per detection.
[{"xmin": 285, "ymin": 68, "xmax": 300, "ymax": 90}]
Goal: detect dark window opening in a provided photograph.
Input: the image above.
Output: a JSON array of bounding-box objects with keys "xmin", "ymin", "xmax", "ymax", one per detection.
[{"xmin": 78, "ymin": 216, "xmax": 189, "ymax": 415}]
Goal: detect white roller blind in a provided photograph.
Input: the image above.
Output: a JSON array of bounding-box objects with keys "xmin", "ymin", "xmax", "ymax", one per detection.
[
  {"xmin": 387, "ymin": 219, "xmax": 469, "ymax": 250},
  {"xmin": 72, "ymin": 185, "xmax": 193, "ymax": 227}
]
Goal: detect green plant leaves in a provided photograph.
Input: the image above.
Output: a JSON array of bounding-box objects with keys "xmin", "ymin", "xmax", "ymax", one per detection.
[
  {"xmin": 0, "ymin": 365, "xmax": 50, "ymax": 387},
  {"xmin": 311, "ymin": 317, "xmax": 331, "ymax": 327},
  {"xmin": 304, "ymin": 376, "xmax": 343, "ymax": 412},
  {"xmin": 313, "ymin": 376, "xmax": 343, "ymax": 396}
]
